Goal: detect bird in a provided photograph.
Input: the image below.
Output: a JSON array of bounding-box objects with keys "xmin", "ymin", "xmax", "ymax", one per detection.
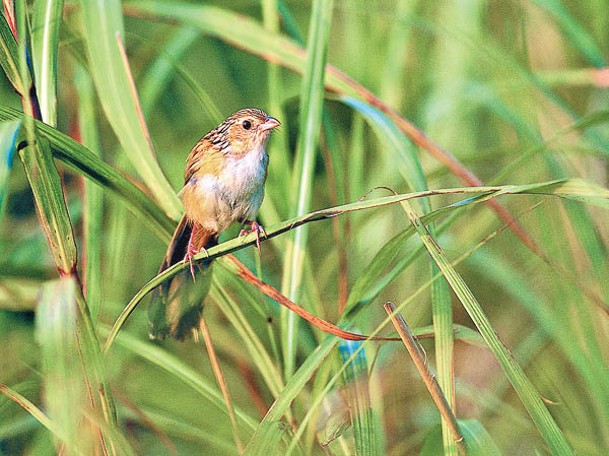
[{"xmin": 148, "ymin": 108, "xmax": 280, "ymax": 340}]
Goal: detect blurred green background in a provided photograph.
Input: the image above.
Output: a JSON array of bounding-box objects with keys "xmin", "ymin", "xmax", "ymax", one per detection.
[{"xmin": 1, "ymin": 0, "xmax": 609, "ymax": 454}]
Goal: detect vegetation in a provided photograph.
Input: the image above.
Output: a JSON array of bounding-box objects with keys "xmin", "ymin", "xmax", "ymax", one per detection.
[{"xmin": 1, "ymin": 0, "xmax": 608, "ymax": 454}]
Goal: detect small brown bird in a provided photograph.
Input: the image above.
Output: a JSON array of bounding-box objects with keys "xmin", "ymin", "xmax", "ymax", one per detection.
[{"xmin": 149, "ymin": 108, "xmax": 280, "ymax": 340}]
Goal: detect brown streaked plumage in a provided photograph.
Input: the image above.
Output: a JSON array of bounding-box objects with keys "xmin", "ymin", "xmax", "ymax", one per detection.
[{"xmin": 149, "ymin": 108, "xmax": 280, "ymax": 340}]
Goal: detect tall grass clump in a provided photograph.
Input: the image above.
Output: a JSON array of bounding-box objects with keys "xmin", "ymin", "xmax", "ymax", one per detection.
[{"xmin": 1, "ymin": 1, "xmax": 609, "ymax": 454}]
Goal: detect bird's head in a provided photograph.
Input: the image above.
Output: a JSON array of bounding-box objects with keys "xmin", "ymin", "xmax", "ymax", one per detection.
[{"xmin": 207, "ymin": 108, "xmax": 280, "ymax": 155}]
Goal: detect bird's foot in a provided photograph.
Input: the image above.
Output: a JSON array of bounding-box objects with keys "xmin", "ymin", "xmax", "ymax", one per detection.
[
  {"xmin": 185, "ymin": 245, "xmax": 209, "ymax": 281},
  {"xmin": 239, "ymin": 221, "xmax": 267, "ymax": 254}
]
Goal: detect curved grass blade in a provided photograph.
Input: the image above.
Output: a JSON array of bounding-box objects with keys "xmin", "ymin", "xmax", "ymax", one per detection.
[
  {"xmin": 244, "ymin": 336, "xmax": 338, "ymax": 456},
  {"xmin": 78, "ymin": 0, "xmax": 181, "ymax": 220},
  {"xmin": 0, "ymin": 107, "xmax": 174, "ymax": 241},
  {"xmin": 341, "ymin": 96, "xmax": 427, "ymax": 197},
  {"xmin": 30, "ymin": 0, "xmax": 63, "ymax": 125},
  {"xmin": 19, "ymin": 138, "xmax": 77, "ymax": 275},
  {"xmin": 401, "ymin": 199, "xmax": 574, "ymax": 454},
  {"xmin": 225, "ymin": 255, "xmax": 398, "ymax": 342},
  {"xmin": 341, "ymin": 94, "xmax": 456, "ymax": 452},
  {"xmin": 100, "ymin": 326, "xmax": 259, "ymax": 432},
  {"xmin": 103, "ymin": 178, "xmax": 609, "ymax": 351},
  {"xmin": 134, "ymin": 28, "xmax": 222, "ymax": 125},
  {"xmin": 532, "ymin": 0, "xmax": 605, "ymax": 67},
  {"xmin": 0, "ymin": 9, "xmax": 24, "ymax": 94},
  {"xmin": 0, "ymin": 383, "xmax": 71, "ymax": 448}
]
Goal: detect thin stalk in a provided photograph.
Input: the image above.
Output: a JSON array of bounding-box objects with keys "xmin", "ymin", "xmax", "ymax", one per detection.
[
  {"xmin": 281, "ymin": 0, "xmax": 334, "ymax": 379},
  {"xmin": 383, "ymin": 302, "xmax": 464, "ymax": 454}
]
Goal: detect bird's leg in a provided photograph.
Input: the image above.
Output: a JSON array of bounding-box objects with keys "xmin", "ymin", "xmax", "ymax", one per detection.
[
  {"xmin": 184, "ymin": 224, "xmax": 209, "ymax": 280},
  {"xmin": 239, "ymin": 220, "xmax": 267, "ymax": 254}
]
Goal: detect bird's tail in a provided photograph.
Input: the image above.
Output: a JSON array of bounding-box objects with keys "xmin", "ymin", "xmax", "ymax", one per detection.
[{"xmin": 148, "ymin": 216, "xmax": 217, "ymax": 340}]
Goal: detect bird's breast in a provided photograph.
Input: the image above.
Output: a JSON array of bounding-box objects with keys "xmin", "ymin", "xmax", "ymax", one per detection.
[
  {"xmin": 182, "ymin": 145, "xmax": 268, "ymax": 230},
  {"xmin": 220, "ymin": 145, "xmax": 269, "ymax": 194}
]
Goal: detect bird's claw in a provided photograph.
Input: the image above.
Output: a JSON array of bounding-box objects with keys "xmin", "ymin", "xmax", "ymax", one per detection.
[
  {"xmin": 185, "ymin": 246, "xmax": 209, "ymax": 281},
  {"xmin": 239, "ymin": 221, "xmax": 267, "ymax": 254}
]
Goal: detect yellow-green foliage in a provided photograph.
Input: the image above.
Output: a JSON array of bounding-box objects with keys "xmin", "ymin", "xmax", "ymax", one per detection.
[{"xmin": 1, "ymin": 1, "xmax": 609, "ymax": 454}]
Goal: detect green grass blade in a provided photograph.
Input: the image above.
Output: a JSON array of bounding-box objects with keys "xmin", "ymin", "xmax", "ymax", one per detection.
[
  {"xmin": 123, "ymin": 1, "xmax": 361, "ymax": 106},
  {"xmin": 136, "ymin": 28, "xmax": 222, "ymax": 125},
  {"xmin": 138, "ymin": 27, "xmax": 198, "ymax": 110},
  {"xmin": 78, "ymin": 0, "xmax": 181, "ymax": 220},
  {"xmin": 75, "ymin": 64, "xmax": 104, "ymax": 318},
  {"xmin": 339, "ymin": 340, "xmax": 384, "ymax": 455},
  {"xmin": 341, "ymin": 94, "xmax": 456, "ymax": 453},
  {"xmin": 35, "ymin": 277, "xmax": 102, "ymax": 454},
  {"xmin": 30, "ymin": 0, "xmax": 63, "ymax": 125},
  {"xmin": 12, "ymin": 0, "xmax": 73, "ymax": 277},
  {"xmin": 420, "ymin": 420, "xmax": 501, "ymax": 456},
  {"xmin": 0, "ymin": 10, "xmax": 24, "ymax": 94},
  {"xmin": 401, "ymin": 199, "xmax": 574, "ymax": 454},
  {"xmin": 340, "ymin": 96, "xmax": 427, "ymax": 195},
  {"xmin": 103, "ymin": 178, "xmax": 607, "ymax": 351},
  {"xmin": 281, "ymin": 0, "xmax": 334, "ymax": 379},
  {"xmin": 379, "ymin": 0, "xmax": 418, "ymax": 109},
  {"xmin": 532, "ymin": 0, "xmax": 605, "ymax": 66},
  {"xmin": 19, "ymin": 138, "xmax": 77, "ymax": 275},
  {"xmin": 0, "ymin": 107, "xmax": 173, "ymax": 241},
  {"xmin": 244, "ymin": 337, "xmax": 338, "ymax": 455},
  {"xmin": 262, "ymin": 0, "xmax": 291, "ymax": 221},
  {"xmin": 102, "ymin": 327, "xmax": 259, "ymax": 432},
  {"xmin": 0, "ymin": 384, "xmax": 68, "ymax": 446}
]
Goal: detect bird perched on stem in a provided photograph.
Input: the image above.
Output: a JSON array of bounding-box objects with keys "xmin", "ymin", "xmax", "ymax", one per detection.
[{"xmin": 149, "ymin": 108, "xmax": 280, "ymax": 340}]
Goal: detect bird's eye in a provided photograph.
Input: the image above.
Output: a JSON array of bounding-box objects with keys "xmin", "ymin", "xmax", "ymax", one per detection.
[{"xmin": 242, "ymin": 120, "xmax": 252, "ymax": 130}]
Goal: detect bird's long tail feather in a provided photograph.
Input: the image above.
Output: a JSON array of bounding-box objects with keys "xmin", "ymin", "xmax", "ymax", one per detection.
[{"xmin": 148, "ymin": 216, "xmax": 217, "ymax": 340}]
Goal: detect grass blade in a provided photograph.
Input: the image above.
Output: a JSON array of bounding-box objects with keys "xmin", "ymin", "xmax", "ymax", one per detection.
[
  {"xmin": 19, "ymin": 138, "xmax": 77, "ymax": 275},
  {"xmin": 342, "ymin": 93, "xmax": 456, "ymax": 453},
  {"xmin": 78, "ymin": 0, "xmax": 181, "ymax": 220},
  {"xmin": 244, "ymin": 337, "xmax": 338, "ymax": 455},
  {"xmin": 35, "ymin": 277, "xmax": 104, "ymax": 454},
  {"xmin": 281, "ymin": 0, "xmax": 334, "ymax": 379},
  {"xmin": 102, "ymin": 327, "xmax": 259, "ymax": 432},
  {"xmin": 0, "ymin": 384, "xmax": 68, "ymax": 446},
  {"xmin": 384, "ymin": 303, "xmax": 463, "ymax": 453},
  {"xmin": 0, "ymin": 9, "xmax": 24, "ymax": 95},
  {"xmin": 136, "ymin": 27, "xmax": 222, "ymax": 124},
  {"xmin": 75, "ymin": 64, "xmax": 104, "ymax": 318},
  {"xmin": 532, "ymin": 0, "xmax": 605, "ymax": 66},
  {"xmin": 339, "ymin": 339, "xmax": 385, "ymax": 455},
  {"xmin": 0, "ymin": 106, "xmax": 174, "ymax": 241},
  {"xmin": 101, "ymin": 178, "xmax": 609, "ymax": 351},
  {"xmin": 30, "ymin": 0, "xmax": 63, "ymax": 125},
  {"xmin": 400, "ymin": 198, "xmax": 574, "ymax": 454}
]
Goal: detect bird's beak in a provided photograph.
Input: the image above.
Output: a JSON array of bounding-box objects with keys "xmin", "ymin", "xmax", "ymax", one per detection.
[{"xmin": 260, "ymin": 116, "xmax": 281, "ymax": 131}]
